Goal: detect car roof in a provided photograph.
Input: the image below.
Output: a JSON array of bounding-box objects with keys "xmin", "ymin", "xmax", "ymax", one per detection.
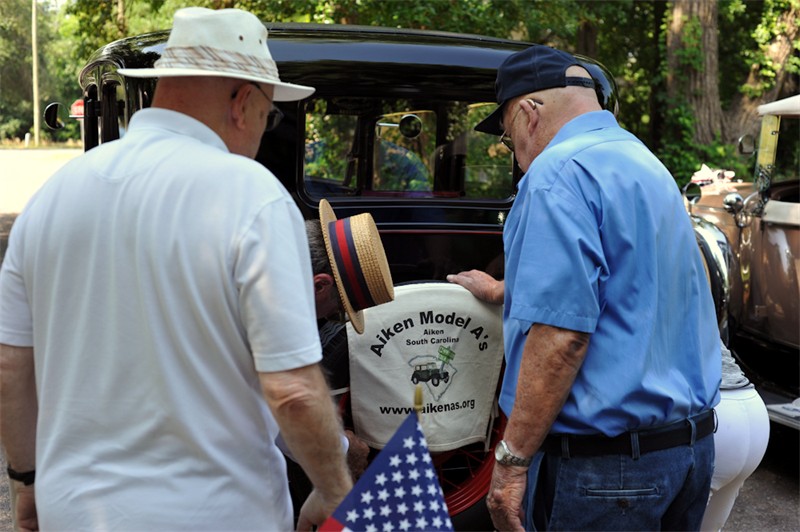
[
  {"xmin": 757, "ymin": 94, "xmax": 800, "ymax": 117},
  {"xmin": 81, "ymin": 22, "xmax": 617, "ymax": 110}
]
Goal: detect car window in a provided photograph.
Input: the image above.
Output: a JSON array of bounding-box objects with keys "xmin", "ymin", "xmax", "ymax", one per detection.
[
  {"xmin": 303, "ymin": 97, "xmax": 515, "ymax": 200},
  {"xmin": 772, "ymin": 116, "xmax": 799, "ymax": 185}
]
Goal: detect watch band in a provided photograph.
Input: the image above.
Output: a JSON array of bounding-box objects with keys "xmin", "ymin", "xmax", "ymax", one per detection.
[
  {"xmin": 495, "ymin": 439, "xmax": 533, "ymax": 467},
  {"xmin": 6, "ymin": 466, "xmax": 35, "ymax": 486}
]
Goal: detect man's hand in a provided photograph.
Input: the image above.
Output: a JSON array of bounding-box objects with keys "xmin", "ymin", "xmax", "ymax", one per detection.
[
  {"xmin": 15, "ymin": 484, "xmax": 39, "ymax": 532},
  {"xmin": 446, "ymin": 270, "xmax": 504, "ymax": 305},
  {"xmin": 486, "ymin": 463, "xmax": 528, "ymax": 532},
  {"xmin": 344, "ymin": 430, "xmax": 369, "ymax": 480},
  {"xmin": 295, "ymin": 488, "xmax": 339, "ymax": 532}
]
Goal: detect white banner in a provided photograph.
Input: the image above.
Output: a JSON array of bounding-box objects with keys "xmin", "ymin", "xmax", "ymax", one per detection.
[{"xmin": 347, "ymin": 282, "xmax": 504, "ymax": 451}]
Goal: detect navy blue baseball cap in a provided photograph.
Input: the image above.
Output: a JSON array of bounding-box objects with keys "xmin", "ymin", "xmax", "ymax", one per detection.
[{"xmin": 475, "ymin": 45, "xmax": 596, "ymax": 135}]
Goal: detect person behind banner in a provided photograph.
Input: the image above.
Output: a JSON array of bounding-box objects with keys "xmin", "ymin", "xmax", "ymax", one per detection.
[
  {"xmin": 0, "ymin": 8, "xmax": 353, "ymax": 531},
  {"xmin": 447, "ymin": 45, "xmax": 720, "ymax": 531},
  {"xmin": 284, "ymin": 202, "xmax": 394, "ymax": 519}
]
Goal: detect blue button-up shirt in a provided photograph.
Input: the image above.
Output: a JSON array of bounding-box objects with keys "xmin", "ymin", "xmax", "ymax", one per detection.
[{"xmin": 501, "ymin": 110, "xmax": 720, "ymax": 436}]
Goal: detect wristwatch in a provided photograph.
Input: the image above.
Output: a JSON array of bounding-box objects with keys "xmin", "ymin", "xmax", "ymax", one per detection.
[
  {"xmin": 494, "ymin": 440, "xmax": 532, "ymax": 467},
  {"xmin": 6, "ymin": 466, "xmax": 35, "ymax": 486}
]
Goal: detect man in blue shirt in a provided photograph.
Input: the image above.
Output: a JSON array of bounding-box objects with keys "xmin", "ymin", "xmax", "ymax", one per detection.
[{"xmin": 448, "ymin": 45, "xmax": 720, "ymax": 531}]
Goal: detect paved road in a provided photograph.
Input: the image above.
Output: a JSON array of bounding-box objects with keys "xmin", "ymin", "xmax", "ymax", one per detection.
[
  {"xmin": 0, "ymin": 149, "xmax": 798, "ymax": 530},
  {"xmin": 0, "ymin": 148, "xmax": 83, "ymax": 214}
]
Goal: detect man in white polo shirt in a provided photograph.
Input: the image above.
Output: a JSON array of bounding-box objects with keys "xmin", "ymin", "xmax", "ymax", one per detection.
[{"xmin": 0, "ymin": 7, "xmax": 351, "ymax": 531}]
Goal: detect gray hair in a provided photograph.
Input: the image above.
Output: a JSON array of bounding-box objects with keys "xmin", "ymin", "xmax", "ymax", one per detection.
[{"xmin": 305, "ymin": 219, "xmax": 333, "ymax": 276}]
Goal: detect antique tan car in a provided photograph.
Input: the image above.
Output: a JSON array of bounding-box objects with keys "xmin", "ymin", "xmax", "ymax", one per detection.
[{"xmin": 686, "ymin": 94, "xmax": 800, "ymax": 430}]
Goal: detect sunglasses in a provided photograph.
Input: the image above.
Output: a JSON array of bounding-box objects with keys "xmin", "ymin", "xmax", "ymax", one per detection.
[
  {"xmin": 500, "ymin": 98, "xmax": 543, "ymax": 152},
  {"xmin": 232, "ymin": 82, "xmax": 285, "ymax": 132}
]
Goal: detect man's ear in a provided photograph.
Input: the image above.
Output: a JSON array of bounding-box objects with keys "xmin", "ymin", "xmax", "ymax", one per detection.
[
  {"xmin": 230, "ymin": 83, "xmax": 251, "ymax": 130},
  {"xmin": 313, "ymin": 273, "xmax": 335, "ymax": 294},
  {"xmin": 524, "ymin": 99, "xmax": 539, "ymax": 134}
]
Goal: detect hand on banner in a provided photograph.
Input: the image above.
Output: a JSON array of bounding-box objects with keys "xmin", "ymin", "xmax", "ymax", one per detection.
[{"xmin": 446, "ymin": 270, "xmax": 504, "ymax": 305}]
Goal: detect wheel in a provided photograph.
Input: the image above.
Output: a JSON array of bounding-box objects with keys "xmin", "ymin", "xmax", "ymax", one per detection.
[
  {"xmin": 432, "ymin": 377, "xmax": 440, "ymax": 386},
  {"xmin": 412, "ymin": 375, "xmax": 419, "ymax": 384}
]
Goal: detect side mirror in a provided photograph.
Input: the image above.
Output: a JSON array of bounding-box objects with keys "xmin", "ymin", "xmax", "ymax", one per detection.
[
  {"xmin": 723, "ymin": 193, "xmax": 744, "ymax": 214},
  {"xmin": 398, "ymin": 114, "xmax": 422, "ymax": 139},
  {"xmin": 737, "ymin": 134, "xmax": 755, "ymax": 156},
  {"xmin": 44, "ymin": 102, "xmax": 68, "ymax": 130},
  {"xmin": 683, "ymin": 182, "xmax": 702, "ymax": 205}
]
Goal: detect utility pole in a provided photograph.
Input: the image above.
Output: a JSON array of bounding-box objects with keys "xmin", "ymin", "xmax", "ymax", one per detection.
[{"xmin": 31, "ymin": 0, "xmax": 40, "ymax": 147}]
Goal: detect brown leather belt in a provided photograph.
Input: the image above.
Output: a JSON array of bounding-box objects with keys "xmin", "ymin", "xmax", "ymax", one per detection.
[{"xmin": 541, "ymin": 409, "xmax": 715, "ymax": 458}]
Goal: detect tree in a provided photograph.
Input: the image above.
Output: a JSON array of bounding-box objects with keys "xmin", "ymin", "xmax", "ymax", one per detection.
[{"xmin": 667, "ymin": 0, "xmax": 723, "ymax": 146}]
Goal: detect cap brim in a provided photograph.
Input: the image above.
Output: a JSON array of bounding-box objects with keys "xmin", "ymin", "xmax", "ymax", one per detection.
[
  {"xmin": 319, "ymin": 199, "xmax": 365, "ymax": 334},
  {"xmin": 474, "ymin": 103, "xmax": 505, "ymax": 136},
  {"xmin": 117, "ymin": 68, "xmax": 315, "ymax": 102}
]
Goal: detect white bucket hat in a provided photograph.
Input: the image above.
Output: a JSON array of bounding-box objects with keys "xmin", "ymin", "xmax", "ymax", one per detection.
[{"xmin": 118, "ymin": 7, "xmax": 314, "ymax": 102}]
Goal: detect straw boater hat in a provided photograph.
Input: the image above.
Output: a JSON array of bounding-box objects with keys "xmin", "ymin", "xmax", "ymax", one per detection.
[
  {"xmin": 319, "ymin": 199, "xmax": 394, "ymax": 334},
  {"xmin": 118, "ymin": 7, "xmax": 314, "ymax": 102}
]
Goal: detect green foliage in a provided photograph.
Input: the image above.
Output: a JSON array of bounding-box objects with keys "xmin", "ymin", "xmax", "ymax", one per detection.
[
  {"xmin": 740, "ymin": 0, "xmax": 800, "ymax": 98},
  {"xmin": 675, "ymin": 16, "xmax": 705, "ymax": 73},
  {"xmin": 656, "ymin": 101, "xmax": 751, "ymax": 189}
]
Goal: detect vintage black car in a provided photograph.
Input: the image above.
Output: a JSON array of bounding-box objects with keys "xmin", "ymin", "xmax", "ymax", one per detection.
[{"xmin": 47, "ymin": 22, "xmax": 618, "ymax": 528}]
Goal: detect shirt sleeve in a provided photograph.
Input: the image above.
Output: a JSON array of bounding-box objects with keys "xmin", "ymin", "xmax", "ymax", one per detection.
[
  {"xmin": 506, "ymin": 174, "xmax": 606, "ymax": 334},
  {"xmin": 234, "ymin": 196, "xmax": 322, "ymax": 372},
  {"xmin": 0, "ymin": 218, "xmax": 34, "ymax": 347}
]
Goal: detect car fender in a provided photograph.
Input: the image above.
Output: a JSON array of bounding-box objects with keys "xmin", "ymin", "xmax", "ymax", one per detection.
[{"xmin": 692, "ymin": 215, "xmax": 734, "ymax": 337}]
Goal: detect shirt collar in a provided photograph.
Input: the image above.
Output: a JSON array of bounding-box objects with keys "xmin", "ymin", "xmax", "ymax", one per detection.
[
  {"xmin": 549, "ymin": 109, "xmax": 618, "ymax": 148},
  {"xmin": 127, "ymin": 108, "xmax": 229, "ymax": 153}
]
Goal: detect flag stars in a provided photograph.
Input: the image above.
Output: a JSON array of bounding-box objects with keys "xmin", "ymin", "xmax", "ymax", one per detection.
[
  {"xmin": 389, "ymin": 455, "xmax": 402, "ymax": 467},
  {"xmin": 406, "ymin": 453, "xmax": 418, "ymax": 466},
  {"xmin": 427, "ymin": 484, "xmax": 439, "ymax": 496},
  {"xmin": 392, "ymin": 470, "xmax": 404, "ymax": 483},
  {"xmin": 396, "ymin": 502, "xmax": 408, "ymax": 515},
  {"xmin": 380, "ymin": 504, "xmax": 392, "ymax": 517},
  {"xmin": 363, "ymin": 507, "xmax": 376, "ymax": 520},
  {"xmin": 429, "ymin": 499, "xmax": 440, "ymax": 512},
  {"xmin": 382, "ymin": 522, "xmax": 394, "ymax": 532},
  {"xmin": 375, "ymin": 473, "xmax": 388, "ymax": 486},
  {"xmin": 398, "ymin": 518, "xmax": 411, "ymax": 531},
  {"xmin": 377, "ymin": 488, "xmax": 389, "ymax": 502},
  {"xmin": 394, "ymin": 486, "xmax": 406, "ymax": 498},
  {"xmin": 422, "ymin": 453, "xmax": 432, "ymax": 464},
  {"xmin": 346, "ymin": 509, "xmax": 359, "ymax": 523},
  {"xmin": 411, "ymin": 484, "xmax": 422, "ymax": 497},
  {"xmin": 365, "ymin": 524, "xmax": 377, "ymax": 532},
  {"xmin": 403, "ymin": 436, "xmax": 415, "ymax": 449},
  {"xmin": 414, "ymin": 501, "xmax": 425, "ymax": 513},
  {"xmin": 416, "ymin": 517, "xmax": 429, "ymax": 529},
  {"xmin": 361, "ymin": 491, "xmax": 374, "ymax": 504},
  {"xmin": 432, "ymin": 516, "xmax": 443, "ymax": 529},
  {"xmin": 425, "ymin": 468, "xmax": 435, "ymax": 479},
  {"xmin": 408, "ymin": 468, "xmax": 420, "ymax": 481}
]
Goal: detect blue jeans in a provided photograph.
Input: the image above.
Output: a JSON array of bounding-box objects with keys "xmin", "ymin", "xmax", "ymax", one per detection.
[{"xmin": 524, "ymin": 434, "xmax": 714, "ymax": 531}]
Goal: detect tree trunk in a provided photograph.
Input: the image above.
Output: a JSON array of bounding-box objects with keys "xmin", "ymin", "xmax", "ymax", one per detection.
[
  {"xmin": 650, "ymin": 0, "xmax": 666, "ymax": 151},
  {"xmin": 116, "ymin": 0, "xmax": 125, "ymax": 33},
  {"xmin": 667, "ymin": 0, "xmax": 723, "ymax": 145},
  {"xmin": 576, "ymin": 19, "xmax": 598, "ymax": 59}
]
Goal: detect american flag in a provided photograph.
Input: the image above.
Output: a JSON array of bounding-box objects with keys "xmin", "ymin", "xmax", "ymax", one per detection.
[{"xmin": 320, "ymin": 412, "xmax": 454, "ymax": 532}]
